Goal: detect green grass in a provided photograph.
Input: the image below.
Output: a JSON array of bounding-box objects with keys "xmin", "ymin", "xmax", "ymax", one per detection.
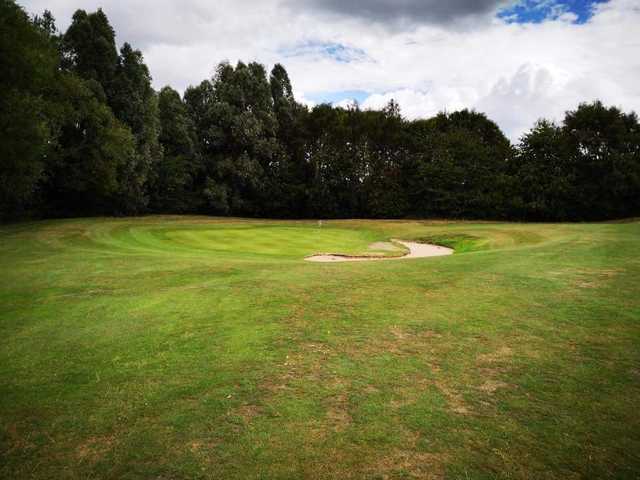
[
  {"xmin": 414, "ymin": 233, "xmax": 486, "ymax": 253},
  {"xmin": 1, "ymin": 216, "xmax": 639, "ymax": 479}
]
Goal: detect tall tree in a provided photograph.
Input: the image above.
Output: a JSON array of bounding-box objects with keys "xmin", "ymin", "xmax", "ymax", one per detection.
[
  {"xmin": 0, "ymin": 0, "xmax": 57, "ymax": 220},
  {"xmin": 185, "ymin": 62, "xmax": 281, "ymax": 215},
  {"xmin": 61, "ymin": 8, "xmax": 118, "ymax": 100},
  {"xmin": 305, "ymin": 103, "xmax": 367, "ymax": 218},
  {"xmin": 43, "ymin": 74, "xmax": 137, "ymax": 216},
  {"xmin": 110, "ymin": 42, "xmax": 162, "ymax": 213},
  {"xmin": 361, "ymin": 100, "xmax": 410, "ymax": 218},
  {"xmin": 406, "ymin": 110, "xmax": 512, "ymax": 218},
  {"xmin": 512, "ymin": 120, "xmax": 572, "ymax": 219},
  {"xmin": 268, "ymin": 64, "xmax": 310, "ymax": 217},
  {"xmin": 152, "ymin": 86, "xmax": 199, "ymax": 212},
  {"xmin": 562, "ymin": 101, "xmax": 640, "ymax": 219}
]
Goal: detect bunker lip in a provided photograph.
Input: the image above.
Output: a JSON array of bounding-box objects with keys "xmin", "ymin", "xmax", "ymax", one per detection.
[{"xmin": 305, "ymin": 239, "xmax": 453, "ymax": 262}]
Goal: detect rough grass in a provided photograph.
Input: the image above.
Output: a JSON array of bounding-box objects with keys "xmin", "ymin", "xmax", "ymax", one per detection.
[
  {"xmin": 414, "ymin": 233, "xmax": 485, "ymax": 253},
  {"xmin": 1, "ymin": 216, "xmax": 639, "ymax": 479}
]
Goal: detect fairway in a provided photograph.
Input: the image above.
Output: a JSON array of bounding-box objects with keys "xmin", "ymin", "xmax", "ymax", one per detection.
[{"xmin": 1, "ymin": 216, "xmax": 639, "ymax": 479}]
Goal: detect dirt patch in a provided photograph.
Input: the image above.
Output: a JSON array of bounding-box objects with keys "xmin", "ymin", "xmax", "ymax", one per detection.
[
  {"xmin": 261, "ymin": 341, "xmax": 339, "ymax": 394},
  {"xmin": 3, "ymin": 423, "xmax": 36, "ymax": 454},
  {"xmin": 326, "ymin": 393, "xmax": 352, "ymax": 432},
  {"xmin": 475, "ymin": 347, "xmax": 513, "ymax": 395},
  {"xmin": 186, "ymin": 439, "xmax": 222, "ymax": 458},
  {"xmin": 477, "ymin": 346, "xmax": 513, "ymax": 363},
  {"xmin": 346, "ymin": 325, "xmax": 442, "ymax": 359},
  {"xmin": 229, "ymin": 404, "xmax": 263, "ymax": 424},
  {"xmin": 550, "ymin": 267, "xmax": 624, "ymax": 290},
  {"xmin": 390, "ymin": 377, "xmax": 431, "ymax": 409},
  {"xmin": 435, "ymin": 381, "xmax": 472, "ymax": 415},
  {"xmin": 478, "ymin": 380, "xmax": 509, "ymax": 394},
  {"xmin": 390, "ymin": 325, "xmax": 410, "ymax": 340},
  {"xmin": 76, "ymin": 435, "xmax": 115, "ymax": 462},
  {"xmin": 368, "ymin": 449, "xmax": 447, "ymax": 479}
]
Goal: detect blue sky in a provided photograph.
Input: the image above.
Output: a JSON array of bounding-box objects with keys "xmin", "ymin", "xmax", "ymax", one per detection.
[{"xmin": 499, "ymin": 0, "xmax": 609, "ymax": 24}]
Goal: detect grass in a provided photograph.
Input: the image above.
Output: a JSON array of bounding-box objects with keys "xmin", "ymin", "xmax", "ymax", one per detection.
[
  {"xmin": 414, "ymin": 233, "xmax": 486, "ymax": 253},
  {"xmin": 0, "ymin": 216, "xmax": 639, "ymax": 479}
]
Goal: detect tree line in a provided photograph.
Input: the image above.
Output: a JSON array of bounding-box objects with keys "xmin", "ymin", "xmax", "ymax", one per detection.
[{"xmin": 2, "ymin": 0, "xmax": 639, "ymax": 222}]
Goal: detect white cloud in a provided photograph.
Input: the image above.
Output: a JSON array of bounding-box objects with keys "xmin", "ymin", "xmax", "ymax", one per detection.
[
  {"xmin": 18, "ymin": 0, "xmax": 640, "ymax": 141},
  {"xmin": 334, "ymin": 98, "xmax": 358, "ymax": 109}
]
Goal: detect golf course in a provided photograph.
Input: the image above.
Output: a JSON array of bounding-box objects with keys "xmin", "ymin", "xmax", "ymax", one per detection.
[{"xmin": 1, "ymin": 216, "xmax": 639, "ymax": 479}]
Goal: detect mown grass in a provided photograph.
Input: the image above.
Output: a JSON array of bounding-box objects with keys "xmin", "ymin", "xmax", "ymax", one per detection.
[
  {"xmin": 414, "ymin": 233, "xmax": 485, "ymax": 253},
  {"xmin": 1, "ymin": 216, "xmax": 639, "ymax": 479}
]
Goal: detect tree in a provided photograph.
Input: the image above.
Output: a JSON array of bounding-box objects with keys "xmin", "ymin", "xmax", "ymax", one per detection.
[
  {"xmin": 110, "ymin": 42, "xmax": 162, "ymax": 213},
  {"xmin": 361, "ymin": 100, "xmax": 410, "ymax": 218},
  {"xmin": 32, "ymin": 9, "xmax": 57, "ymax": 38},
  {"xmin": 185, "ymin": 62, "xmax": 281, "ymax": 216},
  {"xmin": 304, "ymin": 103, "xmax": 366, "ymax": 218},
  {"xmin": 152, "ymin": 86, "xmax": 199, "ymax": 212},
  {"xmin": 562, "ymin": 101, "xmax": 640, "ymax": 219},
  {"xmin": 62, "ymin": 8, "xmax": 118, "ymax": 100},
  {"xmin": 406, "ymin": 110, "xmax": 512, "ymax": 218},
  {"xmin": 43, "ymin": 74, "xmax": 137, "ymax": 216},
  {"xmin": 0, "ymin": 0, "xmax": 57, "ymax": 220},
  {"xmin": 268, "ymin": 64, "xmax": 310, "ymax": 217},
  {"xmin": 512, "ymin": 120, "xmax": 572, "ymax": 220},
  {"xmin": 512, "ymin": 102, "xmax": 640, "ymax": 220}
]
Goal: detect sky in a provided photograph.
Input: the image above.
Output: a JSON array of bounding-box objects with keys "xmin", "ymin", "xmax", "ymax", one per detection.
[{"xmin": 19, "ymin": 0, "xmax": 640, "ymax": 141}]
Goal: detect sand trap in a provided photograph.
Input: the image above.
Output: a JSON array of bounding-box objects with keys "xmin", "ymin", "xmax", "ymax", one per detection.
[{"xmin": 305, "ymin": 239, "xmax": 453, "ymax": 262}]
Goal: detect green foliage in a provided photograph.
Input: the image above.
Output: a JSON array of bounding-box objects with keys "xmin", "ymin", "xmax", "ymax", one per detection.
[
  {"xmin": 513, "ymin": 101, "xmax": 640, "ymax": 220},
  {"xmin": 267, "ymin": 64, "xmax": 311, "ymax": 217},
  {"xmin": 512, "ymin": 120, "xmax": 571, "ymax": 219},
  {"xmin": 43, "ymin": 73, "xmax": 137, "ymax": 215},
  {"xmin": 406, "ymin": 110, "xmax": 513, "ymax": 218},
  {"xmin": 60, "ymin": 11, "xmax": 160, "ymax": 214},
  {"xmin": 185, "ymin": 62, "xmax": 280, "ymax": 216},
  {"xmin": 152, "ymin": 87, "xmax": 199, "ymax": 212},
  {"xmin": 361, "ymin": 101, "xmax": 410, "ymax": 218},
  {"xmin": 203, "ymin": 177, "xmax": 230, "ymax": 214},
  {"xmin": 0, "ymin": 0, "xmax": 57, "ymax": 219},
  {"xmin": 305, "ymin": 103, "xmax": 368, "ymax": 217},
  {"xmin": 62, "ymin": 8, "xmax": 118, "ymax": 98},
  {"xmin": 110, "ymin": 43, "xmax": 162, "ymax": 213},
  {"xmin": 563, "ymin": 101, "xmax": 640, "ymax": 219}
]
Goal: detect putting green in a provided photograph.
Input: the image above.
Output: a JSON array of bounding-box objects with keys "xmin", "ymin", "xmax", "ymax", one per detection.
[{"xmin": 21, "ymin": 219, "xmax": 396, "ymax": 260}]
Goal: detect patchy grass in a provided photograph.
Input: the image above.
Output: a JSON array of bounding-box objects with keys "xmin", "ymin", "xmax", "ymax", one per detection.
[{"xmin": 0, "ymin": 216, "xmax": 639, "ymax": 479}]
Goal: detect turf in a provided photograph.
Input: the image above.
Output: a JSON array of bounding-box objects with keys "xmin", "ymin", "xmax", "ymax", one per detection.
[{"xmin": 1, "ymin": 216, "xmax": 639, "ymax": 479}]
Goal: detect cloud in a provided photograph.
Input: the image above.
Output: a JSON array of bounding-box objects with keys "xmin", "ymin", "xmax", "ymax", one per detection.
[
  {"xmin": 362, "ymin": 87, "xmax": 478, "ymax": 120},
  {"xmin": 18, "ymin": 0, "xmax": 640, "ymax": 142},
  {"xmin": 280, "ymin": 41, "xmax": 371, "ymax": 64},
  {"xmin": 286, "ymin": 0, "xmax": 512, "ymax": 28}
]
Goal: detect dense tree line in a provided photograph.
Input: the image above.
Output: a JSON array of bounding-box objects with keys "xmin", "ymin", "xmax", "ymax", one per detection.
[{"xmin": 2, "ymin": 0, "xmax": 639, "ymax": 222}]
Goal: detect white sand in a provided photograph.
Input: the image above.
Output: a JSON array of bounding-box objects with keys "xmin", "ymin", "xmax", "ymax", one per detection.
[{"xmin": 305, "ymin": 239, "xmax": 453, "ymax": 262}]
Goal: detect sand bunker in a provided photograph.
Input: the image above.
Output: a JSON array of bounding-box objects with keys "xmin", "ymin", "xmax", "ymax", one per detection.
[{"xmin": 305, "ymin": 240, "xmax": 453, "ymax": 262}]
